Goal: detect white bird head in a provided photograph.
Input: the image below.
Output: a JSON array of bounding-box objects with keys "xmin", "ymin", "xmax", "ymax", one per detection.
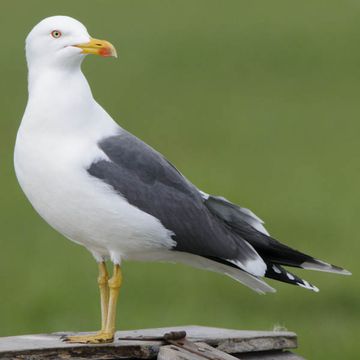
[{"xmin": 25, "ymin": 16, "xmax": 117, "ymax": 70}]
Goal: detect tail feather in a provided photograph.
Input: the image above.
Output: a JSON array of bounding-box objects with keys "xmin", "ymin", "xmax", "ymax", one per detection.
[
  {"xmin": 167, "ymin": 251, "xmax": 276, "ymax": 294},
  {"xmin": 300, "ymin": 259, "xmax": 351, "ymax": 275}
]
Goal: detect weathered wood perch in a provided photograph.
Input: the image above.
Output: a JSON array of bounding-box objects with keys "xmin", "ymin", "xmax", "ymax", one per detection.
[{"xmin": 0, "ymin": 325, "xmax": 305, "ymax": 359}]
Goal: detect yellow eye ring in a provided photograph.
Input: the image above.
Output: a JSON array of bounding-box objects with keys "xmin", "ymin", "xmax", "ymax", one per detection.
[{"xmin": 51, "ymin": 30, "xmax": 62, "ymax": 38}]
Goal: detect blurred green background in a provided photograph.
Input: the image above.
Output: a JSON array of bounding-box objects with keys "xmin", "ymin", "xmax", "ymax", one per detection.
[{"xmin": 0, "ymin": 0, "xmax": 359, "ymax": 358}]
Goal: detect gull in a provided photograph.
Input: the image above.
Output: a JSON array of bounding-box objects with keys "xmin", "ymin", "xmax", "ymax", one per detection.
[{"xmin": 14, "ymin": 16, "xmax": 351, "ymax": 344}]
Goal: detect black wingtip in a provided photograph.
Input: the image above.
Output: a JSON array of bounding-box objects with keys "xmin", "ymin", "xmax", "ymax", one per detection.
[{"xmin": 265, "ymin": 263, "xmax": 319, "ymax": 292}]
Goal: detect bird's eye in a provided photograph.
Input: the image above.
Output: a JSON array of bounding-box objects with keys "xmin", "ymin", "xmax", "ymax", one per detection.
[{"xmin": 51, "ymin": 30, "xmax": 62, "ymax": 39}]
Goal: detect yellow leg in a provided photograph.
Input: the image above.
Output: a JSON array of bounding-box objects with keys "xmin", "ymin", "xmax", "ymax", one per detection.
[
  {"xmin": 63, "ymin": 262, "xmax": 122, "ymax": 344},
  {"xmin": 98, "ymin": 262, "xmax": 109, "ymax": 331},
  {"xmin": 104, "ymin": 264, "xmax": 122, "ymax": 336}
]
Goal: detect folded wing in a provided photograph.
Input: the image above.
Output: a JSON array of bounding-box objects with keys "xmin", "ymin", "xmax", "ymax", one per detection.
[{"xmin": 88, "ymin": 131, "xmax": 267, "ymax": 280}]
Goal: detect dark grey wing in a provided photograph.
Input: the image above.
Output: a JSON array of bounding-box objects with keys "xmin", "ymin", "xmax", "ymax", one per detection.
[{"xmin": 88, "ymin": 130, "xmax": 266, "ymax": 276}]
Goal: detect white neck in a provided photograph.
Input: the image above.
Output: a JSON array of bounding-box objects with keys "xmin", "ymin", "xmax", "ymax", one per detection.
[
  {"xmin": 28, "ymin": 63, "xmax": 92, "ymax": 100},
  {"xmin": 23, "ymin": 64, "xmax": 99, "ymax": 135}
]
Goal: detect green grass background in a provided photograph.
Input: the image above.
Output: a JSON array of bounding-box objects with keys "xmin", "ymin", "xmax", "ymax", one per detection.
[{"xmin": 0, "ymin": 1, "xmax": 359, "ymax": 358}]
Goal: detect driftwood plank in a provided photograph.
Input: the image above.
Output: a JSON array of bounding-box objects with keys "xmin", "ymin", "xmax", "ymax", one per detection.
[
  {"xmin": 158, "ymin": 342, "xmax": 239, "ymax": 360},
  {"xmin": 235, "ymin": 351, "xmax": 305, "ymax": 359},
  {"xmin": 118, "ymin": 326, "xmax": 297, "ymax": 354},
  {"xmin": 158, "ymin": 345, "xmax": 206, "ymax": 360},
  {"xmin": 0, "ymin": 325, "xmax": 298, "ymax": 359}
]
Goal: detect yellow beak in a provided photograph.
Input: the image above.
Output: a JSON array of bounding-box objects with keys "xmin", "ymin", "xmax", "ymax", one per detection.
[{"xmin": 75, "ymin": 38, "xmax": 117, "ymax": 58}]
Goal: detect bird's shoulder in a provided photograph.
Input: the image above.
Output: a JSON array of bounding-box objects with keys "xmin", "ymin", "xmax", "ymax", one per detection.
[{"xmin": 89, "ymin": 130, "xmax": 199, "ymax": 197}]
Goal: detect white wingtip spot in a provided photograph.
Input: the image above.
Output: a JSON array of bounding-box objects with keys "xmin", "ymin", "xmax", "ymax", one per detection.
[
  {"xmin": 272, "ymin": 265, "xmax": 282, "ymax": 274},
  {"xmin": 286, "ymin": 272, "xmax": 295, "ymax": 280},
  {"xmin": 297, "ymin": 281, "xmax": 319, "ymax": 292}
]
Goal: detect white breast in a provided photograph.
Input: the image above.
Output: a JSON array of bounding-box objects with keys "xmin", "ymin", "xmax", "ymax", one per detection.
[{"xmin": 14, "ymin": 107, "xmax": 175, "ymax": 263}]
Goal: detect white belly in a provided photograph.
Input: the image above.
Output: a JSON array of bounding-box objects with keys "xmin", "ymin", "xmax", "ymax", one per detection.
[{"xmin": 14, "ymin": 129, "xmax": 175, "ymax": 262}]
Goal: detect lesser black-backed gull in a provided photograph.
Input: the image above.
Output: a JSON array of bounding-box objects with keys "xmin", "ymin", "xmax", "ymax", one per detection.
[{"xmin": 14, "ymin": 16, "xmax": 351, "ymax": 344}]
